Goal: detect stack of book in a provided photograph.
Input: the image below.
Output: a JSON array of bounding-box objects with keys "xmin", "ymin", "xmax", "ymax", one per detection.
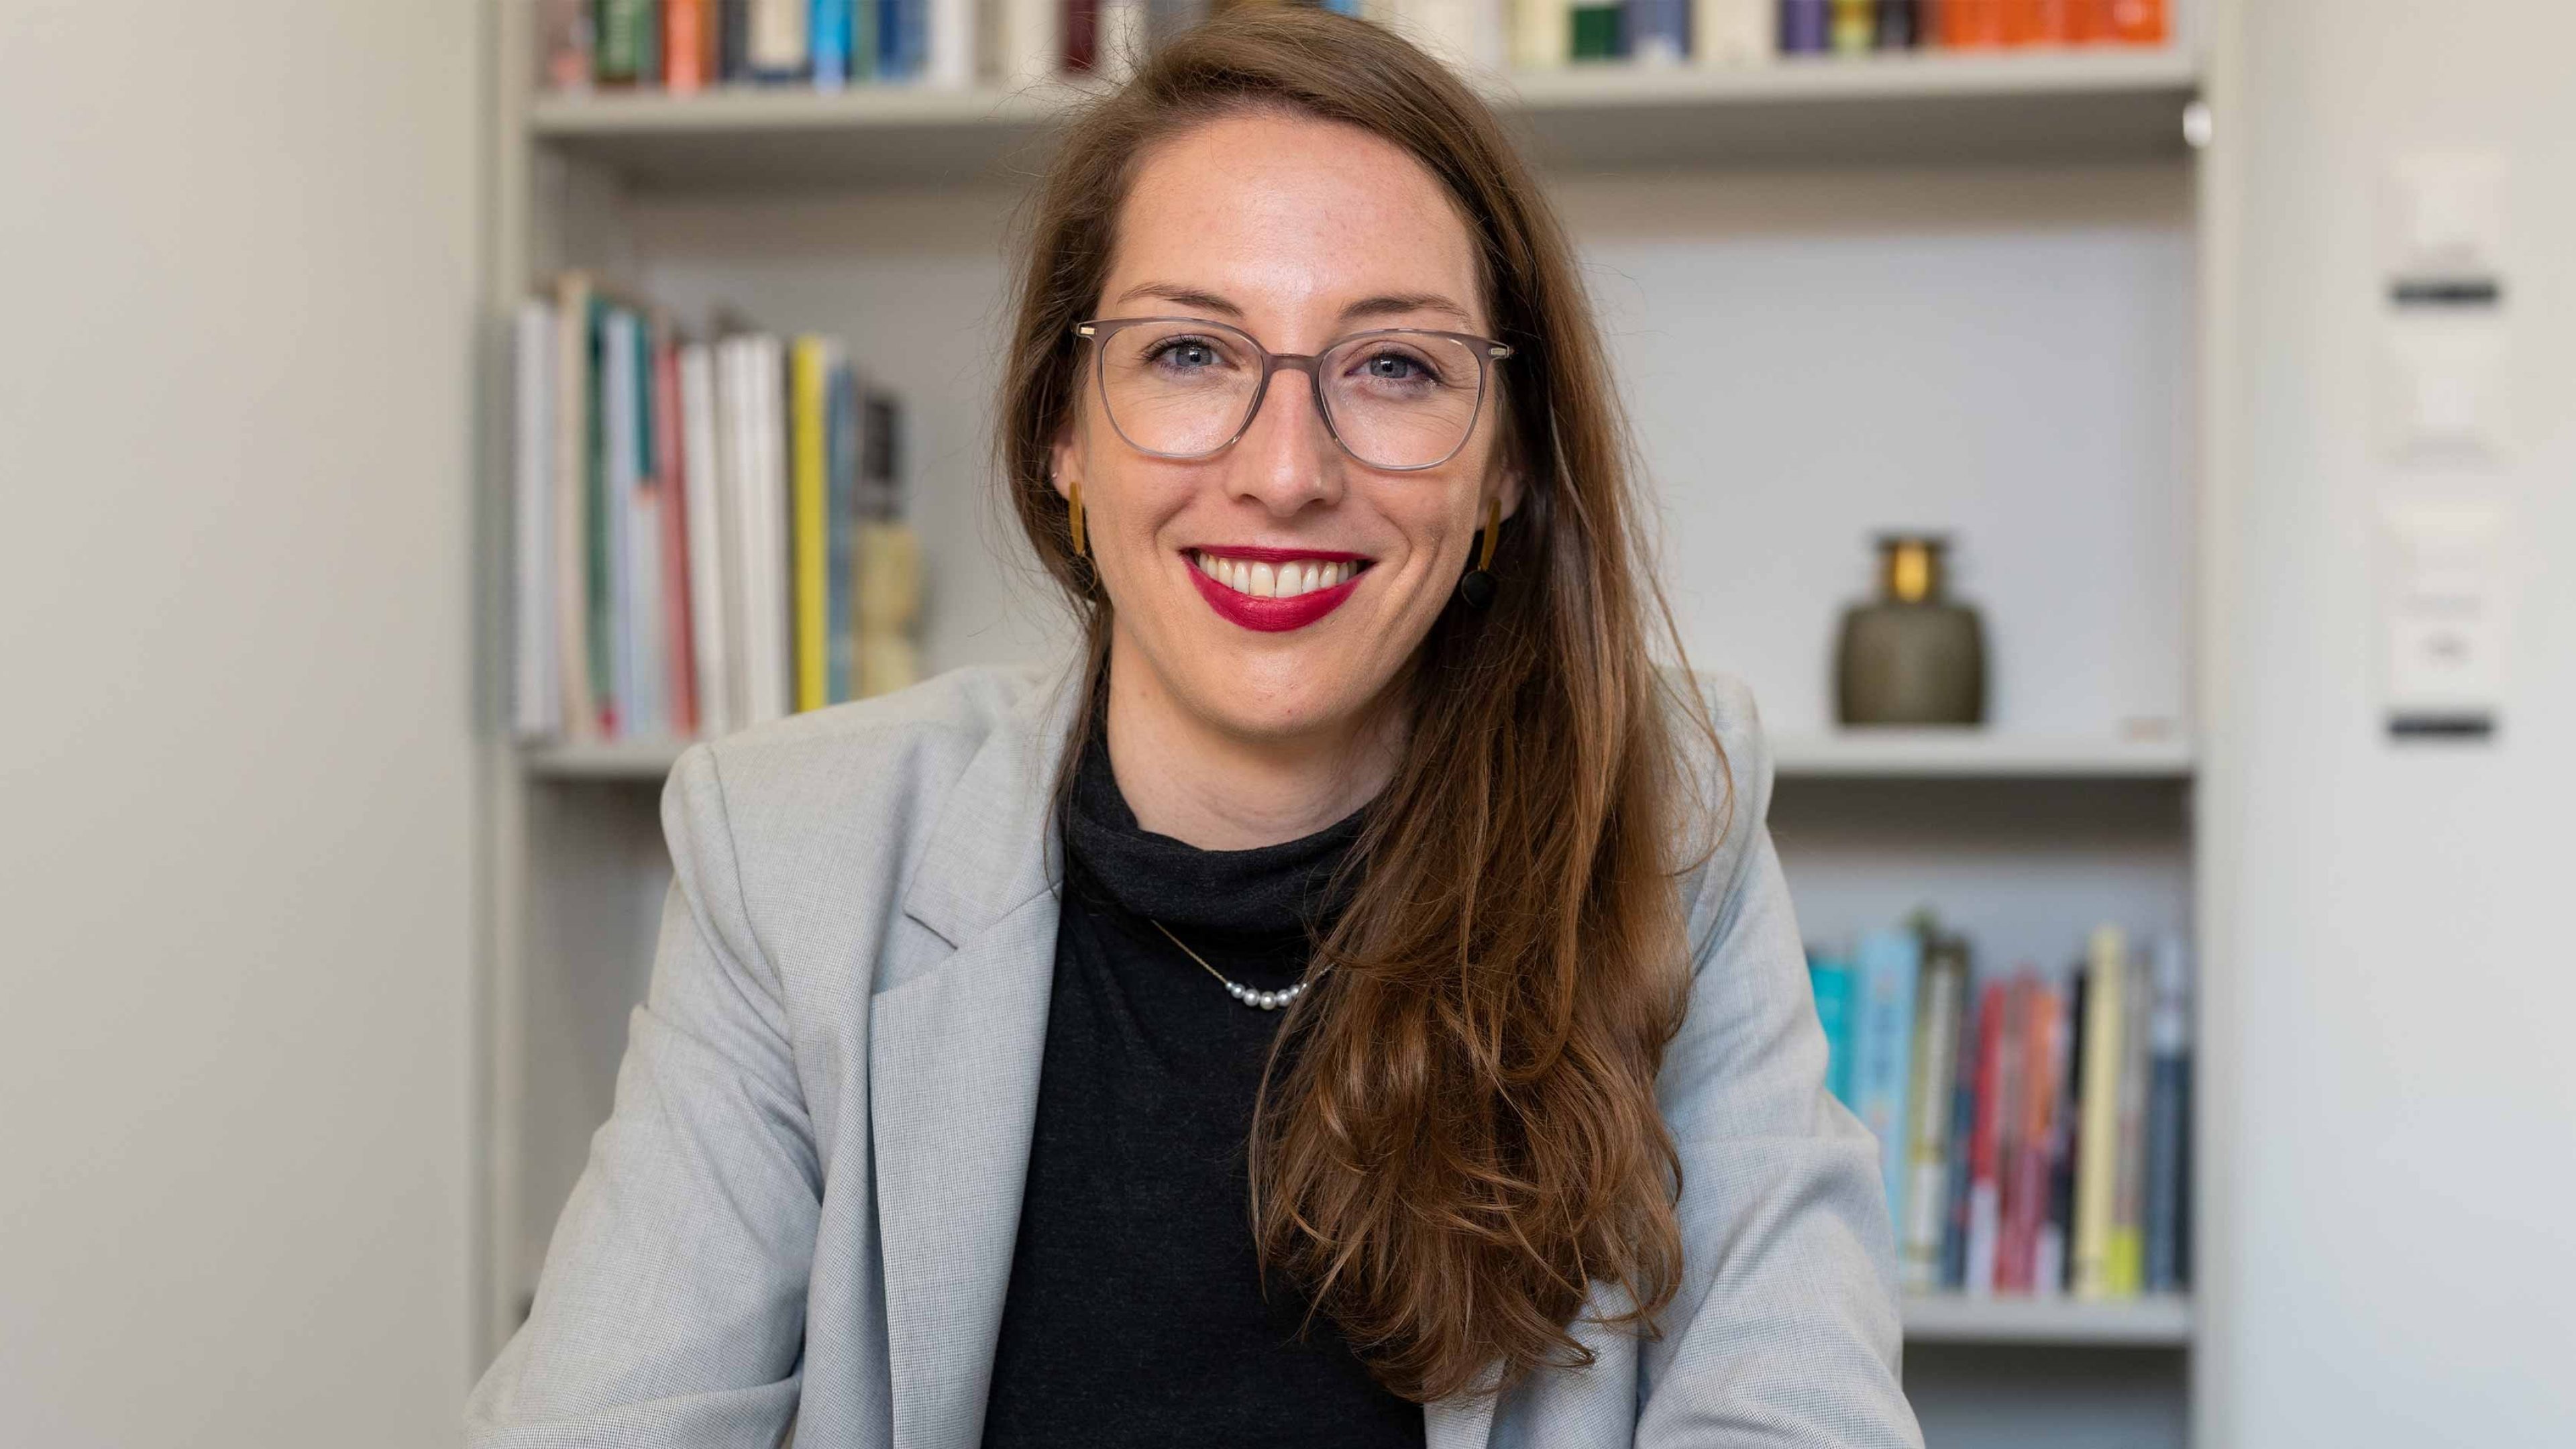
[
  {"xmin": 535, "ymin": 0, "xmax": 2173, "ymax": 96},
  {"xmin": 1809, "ymin": 917, "xmax": 2191, "ymax": 1300},
  {"xmin": 511, "ymin": 272, "xmax": 920, "ymax": 745}
]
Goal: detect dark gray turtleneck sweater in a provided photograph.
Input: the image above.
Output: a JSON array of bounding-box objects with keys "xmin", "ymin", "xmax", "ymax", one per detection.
[{"xmin": 977, "ymin": 716, "xmax": 1424, "ymax": 1449}]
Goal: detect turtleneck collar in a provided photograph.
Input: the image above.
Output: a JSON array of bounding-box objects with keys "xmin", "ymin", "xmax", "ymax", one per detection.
[{"xmin": 1061, "ymin": 704, "xmax": 1375, "ymax": 947}]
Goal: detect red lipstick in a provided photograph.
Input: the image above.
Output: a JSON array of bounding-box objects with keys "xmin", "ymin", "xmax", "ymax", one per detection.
[{"xmin": 1185, "ymin": 549, "xmax": 1369, "ymax": 633}]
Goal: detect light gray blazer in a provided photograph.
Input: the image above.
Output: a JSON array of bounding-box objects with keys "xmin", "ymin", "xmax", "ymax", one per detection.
[{"xmin": 465, "ymin": 655, "xmax": 1923, "ymax": 1449}]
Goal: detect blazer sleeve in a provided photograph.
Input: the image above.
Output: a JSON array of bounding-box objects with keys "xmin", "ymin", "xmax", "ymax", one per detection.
[
  {"xmin": 1635, "ymin": 674, "xmax": 1924, "ymax": 1448},
  {"xmin": 466, "ymin": 742, "xmax": 818, "ymax": 1448}
]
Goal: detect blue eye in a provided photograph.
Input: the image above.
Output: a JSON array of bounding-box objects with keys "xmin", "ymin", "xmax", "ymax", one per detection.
[{"xmin": 1143, "ymin": 336, "xmax": 1226, "ymax": 372}]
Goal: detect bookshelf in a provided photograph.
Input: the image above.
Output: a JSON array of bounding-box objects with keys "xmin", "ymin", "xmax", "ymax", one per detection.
[{"xmin": 476, "ymin": 5, "xmax": 2230, "ymax": 1447}]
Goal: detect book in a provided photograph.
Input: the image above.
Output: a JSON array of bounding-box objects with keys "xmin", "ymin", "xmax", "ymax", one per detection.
[
  {"xmin": 1962, "ymin": 977, "xmax": 2007, "ymax": 1293},
  {"xmin": 1829, "ymin": 0, "xmax": 1872, "ymax": 52},
  {"xmin": 1939, "ymin": 965, "xmax": 1980, "ymax": 1289},
  {"xmin": 513, "ymin": 301, "xmax": 561, "ymax": 739},
  {"xmin": 666, "ymin": 0, "xmax": 715, "ymax": 91},
  {"xmin": 788, "ymin": 336, "xmax": 833, "ymax": 714},
  {"xmin": 749, "ymin": 0, "xmax": 812, "ymax": 79},
  {"xmin": 1693, "ymin": 0, "xmax": 1770, "ymax": 64},
  {"xmin": 652, "ymin": 316, "xmax": 699, "ymax": 739},
  {"xmin": 1780, "ymin": 0, "xmax": 1828, "ymax": 52},
  {"xmin": 1568, "ymin": 1, "xmax": 1622, "ymax": 58},
  {"xmin": 1512, "ymin": 0, "xmax": 1570, "ymax": 68},
  {"xmin": 2108, "ymin": 930, "xmax": 2157, "ymax": 1294},
  {"xmin": 928, "ymin": 0, "xmax": 977, "ymax": 85},
  {"xmin": 596, "ymin": 0, "xmax": 653, "ymax": 84},
  {"xmin": 812, "ymin": 0, "xmax": 856, "ymax": 86},
  {"xmin": 2143, "ymin": 931, "xmax": 2192, "ymax": 1291},
  {"xmin": 553, "ymin": 276, "xmax": 600, "ymax": 739},
  {"xmin": 539, "ymin": 0, "xmax": 594, "ymax": 90},
  {"xmin": 2072, "ymin": 924, "xmax": 2127, "ymax": 1297},
  {"xmin": 824, "ymin": 357, "xmax": 861, "ymax": 704},
  {"xmin": 1624, "ymin": 0, "xmax": 1688, "ymax": 64},
  {"xmin": 1850, "ymin": 927, "xmax": 1921, "ymax": 1231},
  {"xmin": 1900, "ymin": 929, "xmax": 1968, "ymax": 1291},
  {"xmin": 984, "ymin": 0, "xmax": 1061, "ymax": 85},
  {"xmin": 1873, "ymin": 0, "xmax": 1918, "ymax": 47},
  {"xmin": 2029, "ymin": 975, "xmax": 2072, "ymax": 1294},
  {"xmin": 679, "ymin": 342, "xmax": 733, "ymax": 740},
  {"xmin": 1808, "ymin": 953, "xmax": 1856, "ymax": 1108}
]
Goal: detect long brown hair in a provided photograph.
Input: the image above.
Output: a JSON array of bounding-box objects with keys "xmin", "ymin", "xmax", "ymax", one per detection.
[{"xmin": 995, "ymin": 7, "xmax": 1729, "ymax": 1403}]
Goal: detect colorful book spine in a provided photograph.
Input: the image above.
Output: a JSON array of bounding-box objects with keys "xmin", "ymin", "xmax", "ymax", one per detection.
[
  {"xmin": 678, "ymin": 342, "xmax": 731, "ymax": 740},
  {"xmin": 928, "ymin": 0, "xmax": 976, "ymax": 85},
  {"xmin": 540, "ymin": 0, "xmax": 594, "ymax": 90},
  {"xmin": 666, "ymin": 0, "xmax": 715, "ymax": 91},
  {"xmin": 653, "ymin": 320, "xmax": 699, "ymax": 738},
  {"xmin": 2031, "ymin": 976, "xmax": 2072, "ymax": 1294},
  {"xmin": 1779, "ymin": 0, "xmax": 1829, "ymax": 52},
  {"xmin": 2109, "ymin": 0, "xmax": 2166, "ymax": 44},
  {"xmin": 1829, "ymin": 0, "xmax": 1872, "ymax": 52},
  {"xmin": 1939, "ymin": 967, "xmax": 1980, "ymax": 1289},
  {"xmin": 2071, "ymin": 924, "xmax": 2127, "ymax": 1297},
  {"xmin": 812, "ymin": 0, "xmax": 855, "ymax": 86},
  {"xmin": 2143, "ymin": 931, "xmax": 2192, "ymax": 1291},
  {"xmin": 719, "ymin": 0, "xmax": 751, "ymax": 79},
  {"xmin": 1625, "ymin": 0, "xmax": 1688, "ymax": 63},
  {"xmin": 2108, "ymin": 934, "xmax": 2155, "ymax": 1294},
  {"xmin": 824, "ymin": 359, "xmax": 861, "ymax": 704},
  {"xmin": 1963, "ymin": 977, "xmax": 2006, "ymax": 1293},
  {"xmin": 1850, "ymin": 928, "xmax": 1921, "ymax": 1231},
  {"xmin": 1568, "ymin": 0, "xmax": 1623, "ymax": 58},
  {"xmin": 1808, "ymin": 953, "xmax": 1857, "ymax": 1108},
  {"xmin": 596, "ymin": 0, "xmax": 653, "ymax": 84},
  {"xmin": 1900, "ymin": 931, "xmax": 1968, "ymax": 1291},
  {"xmin": 790, "ymin": 336, "xmax": 831, "ymax": 714}
]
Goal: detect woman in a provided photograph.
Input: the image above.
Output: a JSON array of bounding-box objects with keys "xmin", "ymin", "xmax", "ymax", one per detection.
[{"xmin": 468, "ymin": 11, "xmax": 1919, "ymax": 1448}]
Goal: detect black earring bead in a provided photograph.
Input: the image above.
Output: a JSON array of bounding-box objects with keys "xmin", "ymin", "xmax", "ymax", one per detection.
[{"xmin": 1457, "ymin": 568, "xmax": 1497, "ymax": 610}]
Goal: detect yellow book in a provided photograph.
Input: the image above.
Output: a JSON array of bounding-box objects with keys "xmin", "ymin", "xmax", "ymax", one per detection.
[
  {"xmin": 2072, "ymin": 924, "xmax": 2127, "ymax": 1298},
  {"xmin": 790, "ymin": 336, "xmax": 829, "ymax": 714}
]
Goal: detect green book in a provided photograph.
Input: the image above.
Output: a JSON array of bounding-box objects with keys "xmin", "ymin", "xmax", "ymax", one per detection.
[{"xmin": 1570, "ymin": 3, "xmax": 1622, "ymax": 59}]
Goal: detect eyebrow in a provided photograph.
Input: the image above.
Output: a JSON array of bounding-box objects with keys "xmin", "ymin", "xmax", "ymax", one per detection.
[{"xmin": 1112, "ymin": 281, "xmax": 1477, "ymax": 330}]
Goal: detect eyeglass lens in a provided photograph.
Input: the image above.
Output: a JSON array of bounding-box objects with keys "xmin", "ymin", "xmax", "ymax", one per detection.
[{"xmin": 1094, "ymin": 320, "xmax": 1486, "ymax": 470}]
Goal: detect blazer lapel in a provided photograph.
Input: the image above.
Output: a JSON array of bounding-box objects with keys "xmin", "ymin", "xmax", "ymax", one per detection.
[{"xmin": 871, "ymin": 659, "xmax": 1085, "ymax": 1449}]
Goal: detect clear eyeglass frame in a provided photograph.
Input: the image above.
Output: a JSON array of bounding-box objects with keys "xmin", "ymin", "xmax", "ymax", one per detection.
[{"xmin": 1071, "ymin": 315, "xmax": 1516, "ymax": 473}]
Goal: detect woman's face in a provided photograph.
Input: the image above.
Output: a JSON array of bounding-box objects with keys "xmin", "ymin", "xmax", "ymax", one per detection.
[{"xmin": 1052, "ymin": 109, "xmax": 1521, "ymax": 751}]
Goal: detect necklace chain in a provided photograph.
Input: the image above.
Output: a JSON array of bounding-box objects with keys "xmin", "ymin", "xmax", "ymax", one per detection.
[{"xmin": 1148, "ymin": 918, "xmax": 1318, "ymax": 1012}]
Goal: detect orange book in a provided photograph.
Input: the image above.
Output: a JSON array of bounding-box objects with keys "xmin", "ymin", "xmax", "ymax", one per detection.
[
  {"xmin": 2108, "ymin": 0, "xmax": 2166, "ymax": 44},
  {"xmin": 2000, "ymin": 0, "xmax": 2068, "ymax": 45},
  {"xmin": 2064, "ymin": 0, "xmax": 2109, "ymax": 44},
  {"xmin": 1946, "ymin": 0, "xmax": 2005, "ymax": 48},
  {"xmin": 665, "ymin": 0, "xmax": 713, "ymax": 92}
]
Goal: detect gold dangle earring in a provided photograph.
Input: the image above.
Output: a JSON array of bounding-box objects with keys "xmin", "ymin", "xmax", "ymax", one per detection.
[
  {"xmin": 1456, "ymin": 492, "xmax": 1501, "ymax": 610},
  {"xmin": 1067, "ymin": 476, "xmax": 1087, "ymax": 559}
]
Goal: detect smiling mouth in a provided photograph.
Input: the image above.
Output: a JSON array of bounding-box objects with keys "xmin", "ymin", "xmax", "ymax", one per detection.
[
  {"xmin": 1183, "ymin": 548, "xmax": 1375, "ymax": 633},
  {"xmin": 1187, "ymin": 549, "xmax": 1372, "ymax": 598}
]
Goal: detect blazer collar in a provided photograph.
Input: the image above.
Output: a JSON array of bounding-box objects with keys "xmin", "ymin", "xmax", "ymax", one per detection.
[{"xmin": 899, "ymin": 653, "xmax": 1087, "ymax": 951}]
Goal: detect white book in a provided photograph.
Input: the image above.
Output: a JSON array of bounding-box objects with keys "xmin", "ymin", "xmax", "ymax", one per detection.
[
  {"xmin": 1695, "ymin": 0, "xmax": 1775, "ymax": 66},
  {"xmin": 1510, "ymin": 0, "xmax": 1568, "ymax": 69},
  {"xmin": 983, "ymin": 0, "xmax": 1061, "ymax": 88},
  {"xmin": 928, "ymin": 0, "xmax": 975, "ymax": 87},
  {"xmin": 748, "ymin": 0, "xmax": 810, "ymax": 76},
  {"xmin": 729, "ymin": 335, "xmax": 794, "ymax": 727},
  {"xmin": 512, "ymin": 300, "xmax": 559, "ymax": 740},
  {"xmin": 602, "ymin": 310, "xmax": 640, "ymax": 738},
  {"xmin": 680, "ymin": 342, "xmax": 731, "ymax": 741}
]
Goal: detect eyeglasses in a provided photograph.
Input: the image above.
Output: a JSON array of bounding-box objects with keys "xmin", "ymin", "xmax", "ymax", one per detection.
[{"xmin": 1072, "ymin": 316, "xmax": 1513, "ymax": 473}]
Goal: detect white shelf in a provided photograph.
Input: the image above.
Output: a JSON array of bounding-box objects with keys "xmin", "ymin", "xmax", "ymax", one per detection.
[
  {"xmin": 519, "ymin": 736, "xmax": 692, "ymax": 782},
  {"xmin": 1902, "ymin": 1293, "xmax": 2192, "ymax": 1346},
  {"xmin": 528, "ymin": 47, "xmax": 2200, "ymax": 191},
  {"xmin": 522, "ymin": 728, "xmax": 2194, "ymax": 784},
  {"xmin": 1771, "ymin": 730, "xmax": 2194, "ymax": 780}
]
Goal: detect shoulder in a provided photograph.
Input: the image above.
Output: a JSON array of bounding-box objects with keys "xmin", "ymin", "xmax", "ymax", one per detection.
[
  {"xmin": 657, "ymin": 661, "xmax": 1065, "ymax": 888},
  {"xmin": 1648, "ymin": 663, "xmax": 1776, "ymax": 947}
]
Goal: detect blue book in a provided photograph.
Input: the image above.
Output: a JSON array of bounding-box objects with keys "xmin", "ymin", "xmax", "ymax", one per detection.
[
  {"xmin": 1851, "ymin": 926, "xmax": 1921, "ymax": 1232},
  {"xmin": 1807, "ymin": 953, "xmax": 1857, "ymax": 1109},
  {"xmin": 2144, "ymin": 933, "xmax": 2193, "ymax": 1291},
  {"xmin": 877, "ymin": 0, "xmax": 926, "ymax": 78},
  {"xmin": 811, "ymin": 0, "xmax": 854, "ymax": 87},
  {"xmin": 1780, "ymin": 0, "xmax": 1829, "ymax": 52},
  {"xmin": 600, "ymin": 307, "xmax": 639, "ymax": 738},
  {"xmin": 1625, "ymin": 0, "xmax": 1689, "ymax": 63}
]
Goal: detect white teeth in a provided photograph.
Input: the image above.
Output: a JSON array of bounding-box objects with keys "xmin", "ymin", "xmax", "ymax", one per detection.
[{"xmin": 1191, "ymin": 553, "xmax": 1364, "ymax": 596}]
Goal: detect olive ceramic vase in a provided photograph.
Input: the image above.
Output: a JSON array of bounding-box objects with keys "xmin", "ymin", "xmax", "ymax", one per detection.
[{"xmin": 1835, "ymin": 535, "xmax": 1987, "ymax": 726}]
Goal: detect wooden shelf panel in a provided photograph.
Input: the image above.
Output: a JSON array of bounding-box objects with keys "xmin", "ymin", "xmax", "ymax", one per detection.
[
  {"xmin": 528, "ymin": 48, "xmax": 2201, "ymax": 191},
  {"xmin": 1902, "ymin": 1292, "xmax": 2192, "ymax": 1346}
]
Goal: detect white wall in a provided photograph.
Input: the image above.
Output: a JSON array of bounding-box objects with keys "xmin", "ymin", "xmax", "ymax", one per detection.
[
  {"xmin": 2210, "ymin": 0, "xmax": 2576, "ymax": 1442},
  {"xmin": 0, "ymin": 3, "xmax": 482, "ymax": 1445}
]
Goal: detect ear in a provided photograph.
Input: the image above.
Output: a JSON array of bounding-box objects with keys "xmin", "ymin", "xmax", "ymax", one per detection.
[
  {"xmin": 1489, "ymin": 457, "xmax": 1525, "ymax": 526},
  {"xmin": 1048, "ymin": 419, "xmax": 1081, "ymax": 504}
]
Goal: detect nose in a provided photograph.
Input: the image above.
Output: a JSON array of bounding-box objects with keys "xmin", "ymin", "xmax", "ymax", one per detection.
[{"xmin": 1227, "ymin": 362, "xmax": 1344, "ymax": 516}]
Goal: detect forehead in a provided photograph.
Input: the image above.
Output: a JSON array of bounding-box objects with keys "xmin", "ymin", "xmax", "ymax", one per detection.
[{"xmin": 1106, "ymin": 109, "xmax": 1486, "ymax": 332}]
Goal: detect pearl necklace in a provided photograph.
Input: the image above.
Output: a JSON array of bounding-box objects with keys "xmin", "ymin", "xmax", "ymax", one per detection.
[{"xmin": 1149, "ymin": 918, "xmax": 1320, "ymax": 1012}]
